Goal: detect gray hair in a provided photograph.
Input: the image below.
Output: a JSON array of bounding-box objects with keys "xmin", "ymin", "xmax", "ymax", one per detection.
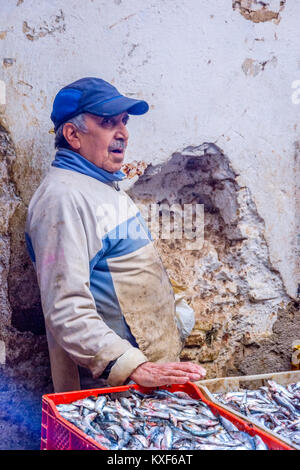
[{"xmin": 54, "ymin": 113, "xmax": 88, "ymax": 149}]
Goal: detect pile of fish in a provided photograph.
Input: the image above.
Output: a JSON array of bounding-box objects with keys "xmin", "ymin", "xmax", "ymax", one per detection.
[
  {"xmin": 214, "ymin": 380, "xmax": 300, "ymax": 448},
  {"xmin": 56, "ymin": 388, "xmax": 268, "ymax": 450}
]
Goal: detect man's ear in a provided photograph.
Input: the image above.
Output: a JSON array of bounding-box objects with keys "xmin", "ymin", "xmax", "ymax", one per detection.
[{"xmin": 63, "ymin": 123, "xmax": 81, "ymax": 150}]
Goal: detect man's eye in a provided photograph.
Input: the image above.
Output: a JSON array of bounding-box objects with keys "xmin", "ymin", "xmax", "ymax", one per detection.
[
  {"xmin": 102, "ymin": 118, "xmax": 114, "ymax": 127},
  {"xmin": 123, "ymin": 115, "xmax": 130, "ymax": 125}
]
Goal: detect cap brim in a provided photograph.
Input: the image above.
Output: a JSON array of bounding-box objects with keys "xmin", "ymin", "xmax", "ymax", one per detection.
[{"xmin": 86, "ymin": 95, "xmax": 149, "ymax": 117}]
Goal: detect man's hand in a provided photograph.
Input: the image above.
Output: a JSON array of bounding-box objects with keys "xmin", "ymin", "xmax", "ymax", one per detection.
[{"xmin": 129, "ymin": 362, "xmax": 206, "ymax": 387}]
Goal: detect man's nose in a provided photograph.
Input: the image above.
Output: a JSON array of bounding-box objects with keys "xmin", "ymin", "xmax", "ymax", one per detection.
[{"xmin": 115, "ymin": 122, "xmax": 129, "ymax": 141}]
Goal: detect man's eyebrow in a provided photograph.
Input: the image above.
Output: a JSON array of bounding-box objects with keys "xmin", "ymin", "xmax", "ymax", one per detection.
[
  {"xmin": 93, "ymin": 115, "xmax": 113, "ymax": 124},
  {"xmin": 93, "ymin": 114, "xmax": 128, "ymax": 124}
]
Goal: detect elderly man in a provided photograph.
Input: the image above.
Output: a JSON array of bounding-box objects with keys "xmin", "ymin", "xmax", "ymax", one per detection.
[{"xmin": 25, "ymin": 77, "xmax": 206, "ymax": 392}]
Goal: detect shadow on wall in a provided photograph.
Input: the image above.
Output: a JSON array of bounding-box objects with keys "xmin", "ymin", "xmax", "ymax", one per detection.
[
  {"xmin": 0, "ymin": 122, "xmax": 45, "ymax": 336},
  {"xmin": 8, "ymin": 203, "xmax": 45, "ymax": 336}
]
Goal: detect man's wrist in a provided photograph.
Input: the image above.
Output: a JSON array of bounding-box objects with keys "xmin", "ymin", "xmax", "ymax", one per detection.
[
  {"xmin": 129, "ymin": 361, "xmax": 149, "ymax": 379},
  {"xmin": 107, "ymin": 348, "xmax": 148, "ymax": 386},
  {"xmin": 100, "ymin": 359, "xmax": 117, "ymax": 380}
]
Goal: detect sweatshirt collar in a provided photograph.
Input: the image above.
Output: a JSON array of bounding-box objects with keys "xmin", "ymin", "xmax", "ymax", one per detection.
[{"xmin": 52, "ymin": 148, "xmax": 126, "ymax": 183}]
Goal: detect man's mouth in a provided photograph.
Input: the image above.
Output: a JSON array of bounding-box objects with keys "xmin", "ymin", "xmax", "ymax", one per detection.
[{"xmin": 109, "ymin": 142, "xmax": 126, "ymax": 154}]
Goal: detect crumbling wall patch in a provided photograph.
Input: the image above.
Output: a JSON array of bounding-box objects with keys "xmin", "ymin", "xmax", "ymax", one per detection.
[
  {"xmin": 22, "ymin": 9, "xmax": 66, "ymax": 41},
  {"xmin": 130, "ymin": 143, "xmax": 291, "ymax": 377}
]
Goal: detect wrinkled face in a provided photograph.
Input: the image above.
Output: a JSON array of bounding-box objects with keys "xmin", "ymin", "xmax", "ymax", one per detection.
[{"xmin": 65, "ymin": 112, "xmax": 130, "ymax": 173}]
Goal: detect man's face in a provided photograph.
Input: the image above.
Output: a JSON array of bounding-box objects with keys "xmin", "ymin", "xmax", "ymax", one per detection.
[{"xmin": 70, "ymin": 112, "xmax": 129, "ymax": 173}]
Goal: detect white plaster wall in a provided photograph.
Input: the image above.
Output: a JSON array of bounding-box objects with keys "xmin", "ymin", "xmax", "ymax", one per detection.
[{"xmin": 0, "ymin": 0, "xmax": 299, "ymax": 297}]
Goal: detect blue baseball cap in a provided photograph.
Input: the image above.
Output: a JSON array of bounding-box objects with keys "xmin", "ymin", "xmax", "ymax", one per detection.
[{"xmin": 51, "ymin": 77, "xmax": 149, "ymax": 131}]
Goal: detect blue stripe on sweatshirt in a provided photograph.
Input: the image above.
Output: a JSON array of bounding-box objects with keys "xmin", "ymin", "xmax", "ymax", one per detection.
[{"xmin": 89, "ymin": 213, "xmax": 152, "ymax": 347}]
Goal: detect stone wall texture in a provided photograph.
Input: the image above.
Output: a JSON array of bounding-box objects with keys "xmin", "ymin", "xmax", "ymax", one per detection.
[{"xmin": 0, "ymin": 0, "xmax": 299, "ymax": 449}]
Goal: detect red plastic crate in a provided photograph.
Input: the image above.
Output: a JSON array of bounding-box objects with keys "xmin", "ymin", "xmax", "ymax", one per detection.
[{"xmin": 41, "ymin": 381, "xmax": 293, "ymax": 450}]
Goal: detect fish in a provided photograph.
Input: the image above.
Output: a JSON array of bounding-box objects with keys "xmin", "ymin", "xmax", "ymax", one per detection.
[
  {"xmin": 182, "ymin": 422, "xmax": 218, "ymax": 437},
  {"xmin": 254, "ymin": 435, "xmax": 269, "ymax": 450},
  {"xmin": 290, "ymin": 433, "xmax": 300, "ymax": 446},
  {"xmin": 56, "ymin": 404, "xmax": 79, "ymax": 413},
  {"xmin": 119, "ymin": 397, "xmax": 133, "ymax": 412},
  {"xmin": 214, "ymin": 380, "xmax": 300, "ymax": 448},
  {"xmin": 94, "ymin": 396, "xmax": 106, "ymax": 415},
  {"xmin": 120, "ymin": 417, "xmax": 135, "ymax": 434},
  {"xmin": 161, "ymin": 426, "xmax": 173, "ymax": 450},
  {"xmin": 56, "ymin": 388, "xmax": 269, "ymax": 450},
  {"xmin": 72, "ymin": 397, "xmax": 96, "ymax": 411},
  {"xmin": 105, "ymin": 423, "xmax": 124, "ymax": 441},
  {"xmin": 82, "ymin": 411, "xmax": 98, "ymax": 434}
]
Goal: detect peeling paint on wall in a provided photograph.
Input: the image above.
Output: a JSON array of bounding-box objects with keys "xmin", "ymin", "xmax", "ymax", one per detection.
[
  {"xmin": 3, "ymin": 58, "xmax": 16, "ymax": 68},
  {"xmin": 122, "ymin": 160, "xmax": 148, "ymax": 179},
  {"xmin": 233, "ymin": 0, "xmax": 286, "ymax": 24},
  {"xmin": 109, "ymin": 13, "xmax": 138, "ymax": 30},
  {"xmin": 242, "ymin": 56, "xmax": 277, "ymax": 77},
  {"xmin": 22, "ymin": 9, "xmax": 66, "ymax": 41}
]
